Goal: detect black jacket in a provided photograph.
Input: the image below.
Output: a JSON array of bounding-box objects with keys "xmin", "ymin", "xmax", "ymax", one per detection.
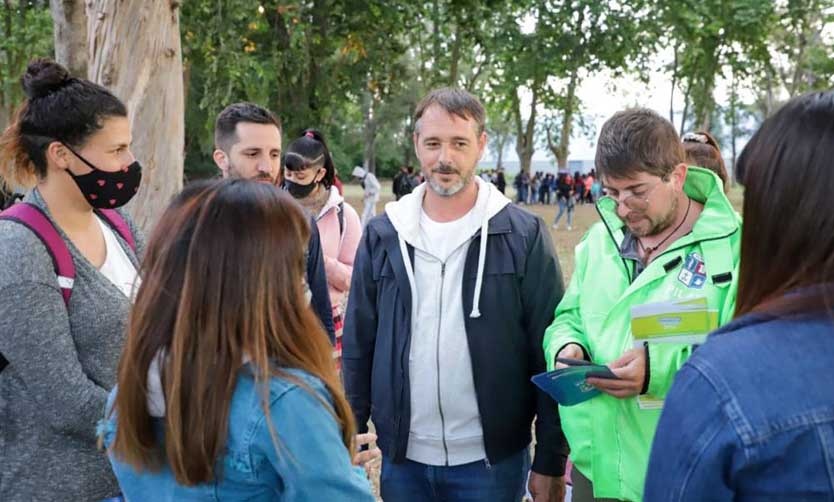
[
  {"xmin": 306, "ymin": 221, "xmax": 335, "ymax": 342},
  {"xmin": 342, "ymin": 204, "xmax": 569, "ymax": 475}
]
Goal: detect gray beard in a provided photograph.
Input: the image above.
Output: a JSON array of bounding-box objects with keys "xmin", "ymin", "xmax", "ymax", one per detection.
[{"xmin": 427, "ymin": 170, "xmax": 474, "ymax": 197}]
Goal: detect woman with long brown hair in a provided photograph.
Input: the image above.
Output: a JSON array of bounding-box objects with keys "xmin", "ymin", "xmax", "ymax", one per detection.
[
  {"xmin": 100, "ymin": 179, "xmax": 374, "ymax": 500},
  {"xmin": 646, "ymin": 91, "xmax": 834, "ymax": 500}
]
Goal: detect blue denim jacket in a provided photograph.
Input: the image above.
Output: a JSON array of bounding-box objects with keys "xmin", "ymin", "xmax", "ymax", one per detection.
[
  {"xmin": 645, "ymin": 312, "xmax": 834, "ymax": 501},
  {"xmin": 100, "ymin": 366, "xmax": 374, "ymax": 501}
]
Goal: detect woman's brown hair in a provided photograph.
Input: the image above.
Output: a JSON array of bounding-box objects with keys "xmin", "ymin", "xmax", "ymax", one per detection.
[
  {"xmin": 734, "ymin": 91, "xmax": 834, "ymax": 317},
  {"xmin": 682, "ymin": 130, "xmax": 729, "ymax": 192},
  {"xmin": 110, "ymin": 179, "xmax": 355, "ymax": 485}
]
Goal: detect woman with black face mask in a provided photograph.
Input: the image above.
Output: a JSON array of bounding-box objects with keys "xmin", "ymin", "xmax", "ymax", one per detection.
[
  {"xmin": 0, "ymin": 58, "xmax": 144, "ymax": 501},
  {"xmin": 283, "ymin": 130, "xmax": 361, "ymax": 368}
]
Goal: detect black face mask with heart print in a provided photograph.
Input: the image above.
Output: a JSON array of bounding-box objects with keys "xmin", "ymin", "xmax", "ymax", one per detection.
[{"xmin": 63, "ymin": 144, "xmax": 142, "ymax": 209}]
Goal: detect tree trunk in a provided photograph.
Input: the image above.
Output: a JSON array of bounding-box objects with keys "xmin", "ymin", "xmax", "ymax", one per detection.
[
  {"xmin": 431, "ymin": 0, "xmax": 441, "ymax": 81},
  {"xmin": 0, "ymin": 0, "xmax": 10, "ymax": 130},
  {"xmin": 362, "ymin": 89, "xmax": 377, "ymax": 174},
  {"xmin": 699, "ymin": 110, "xmax": 711, "ymax": 132},
  {"xmin": 493, "ymin": 130, "xmax": 512, "ymax": 170},
  {"xmin": 402, "ymin": 109, "xmax": 415, "ymax": 168},
  {"xmin": 85, "ymin": 0, "xmax": 184, "ymax": 232},
  {"xmin": 448, "ymin": 22, "xmax": 462, "ymax": 86},
  {"xmin": 679, "ymin": 87, "xmax": 690, "ymax": 135},
  {"xmin": 50, "ymin": 0, "xmax": 88, "ymax": 77},
  {"xmin": 308, "ymin": 0, "xmax": 328, "ymax": 124},
  {"xmin": 555, "ymin": 70, "xmax": 578, "ymax": 169},
  {"xmin": 514, "ymin": 84, "xmax": 538, "ymax": 174},
  {"xmin": 729, "ymin": 68, "xmax": 737, "ymax": 185},
  {"xmin": 0, "ymin": 107, "xmax": 9, "ymax": 139},
  {"xmin": 669, "ymin": 45, "xmax": 679, "ymax": 123}
]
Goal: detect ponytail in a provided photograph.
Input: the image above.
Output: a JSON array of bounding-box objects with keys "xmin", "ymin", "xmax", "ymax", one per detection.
[{"xmin": 0, "ymin": 105, "xmax": 39, "ymax": 190}]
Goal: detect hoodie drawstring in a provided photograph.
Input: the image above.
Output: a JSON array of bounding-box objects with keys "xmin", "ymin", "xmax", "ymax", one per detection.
[
  {"xmin": 393, "ymin": 178, "xmax": 498, "ymax": 321},
  {"xmin": 469, "ymin": 218, "xmax": 488, "ymax": 318},
  {"xmin": 469, "ymin": 190, "xmax": 491, "ymax": 318},
  {"xmin": 399, "ymin": 236, "xmax": 419, "ymax": 319}
]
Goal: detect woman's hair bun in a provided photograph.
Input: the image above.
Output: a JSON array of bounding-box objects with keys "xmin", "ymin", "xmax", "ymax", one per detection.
[{"xmin": 21, "ymin": 58, "xmax": 71, "ymax": 100}]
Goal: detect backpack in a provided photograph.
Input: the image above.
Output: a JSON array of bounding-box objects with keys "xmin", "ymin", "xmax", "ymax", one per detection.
[
  {"xmin": 0, "ymin": 191, "xmax": 23, "ymax": 211},
  {"xmin": 0, "ymin": 202, "xmax": 136, "ymax": 373},
  {"xmin": 332, "ymin": 201, "xmax": 342, "ymax": 235}
]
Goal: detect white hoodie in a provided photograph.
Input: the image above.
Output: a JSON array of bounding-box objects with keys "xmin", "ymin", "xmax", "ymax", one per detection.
[{"xmin": 384, "ymin": 176, "xmax": 510, "ymax": 466}]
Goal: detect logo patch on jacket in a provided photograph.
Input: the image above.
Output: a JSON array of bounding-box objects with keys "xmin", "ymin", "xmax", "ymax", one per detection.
[{"xmin": 678, "ymin": 252, "xmax": 706, "ymax": 289}]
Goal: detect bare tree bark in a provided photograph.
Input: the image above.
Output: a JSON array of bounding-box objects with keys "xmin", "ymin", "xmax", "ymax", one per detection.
[
  {"xmin": 553, "ymin": 70, "xmax": 579, "ymax": 169},
  {"xmin": 50, "ymin": 0, "xmax": 88, "ymax": 77},
  {"xmin": 362, "ymin": 88, "xmax": 377, "ymax": 174},
  {"xmin": 86, "ymin": 0, "xmax": 185, "ymax": 231},
  {"xmin": 491, "ymin": 128, "xmax": 511, "ymax": 171},
  {"xmin": 730, "ymin": 67, "xmax": 738, "ymax": 174},
  {"xmin": 669, "ymin": 45, "xmax": 680, "ymax": 123},
  {"xmin": 308, "ymin": 0, "xmax": 328, "ymax": 123},
  {"xmin": 679, "ymin": 86, "xmax": 690, "ymax": 136},
  {"xmin": 402, "ymin": 108, "xmax": 415, "ymax": 168},
  {"xmin": 1, "ymin": 0, "xmax": 12, "ymax": 127},
  {"xmin": 514, "ymin": 82, "xmax": 539, "ymax": 174},
  {"xmin": 448, "ymin": 22, "xmax": 462, "ymax": 86}
]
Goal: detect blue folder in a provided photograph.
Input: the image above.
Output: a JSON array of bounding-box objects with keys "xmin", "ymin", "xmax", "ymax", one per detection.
[{"xmin": 532, "ymin": 364, "xmax": 618, "ymax": 406}]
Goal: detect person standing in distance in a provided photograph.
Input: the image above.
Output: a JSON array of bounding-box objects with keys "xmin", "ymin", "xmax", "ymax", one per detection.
[{"xmin": 352, "ymin": 165, "xmax": 380, "ymax": 228}]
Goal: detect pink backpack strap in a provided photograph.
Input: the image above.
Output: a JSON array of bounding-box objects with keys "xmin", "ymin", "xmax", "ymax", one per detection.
[
  {"xmin": 96, "ymin": 209, "xmax": 136, "ymax": 252},
  {"xmin": 0, "ymin": 203, "xmax": 75, "ymax": 306}
]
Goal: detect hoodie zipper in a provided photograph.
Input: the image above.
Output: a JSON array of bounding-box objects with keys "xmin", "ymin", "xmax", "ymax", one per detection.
[
  {"xmin": 435, "ymin": 262, "xmax": 450, "ymax": 466},
  {"xmin": 405, "ymin": 236, "xmax": 480, "ymax": 467}
]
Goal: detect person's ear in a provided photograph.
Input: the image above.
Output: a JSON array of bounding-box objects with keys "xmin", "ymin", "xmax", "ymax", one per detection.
[
  {"xmin": 477, "ymin": 131, "xmax": 488, "ymax": 161},
  {"xmin": 413, "ymin": 131, "xmax": 423, "ymax": 163},
  {"xmin": 213, "ymin": 149, "xmax": 230, "ymax": 177},
  {"xmin": 46, "ymin": 141, "xmax": 72, "ymax": 171},
  {"xmin": 670, "ymin": 163, "xmax": 688, "ymax": 191}
]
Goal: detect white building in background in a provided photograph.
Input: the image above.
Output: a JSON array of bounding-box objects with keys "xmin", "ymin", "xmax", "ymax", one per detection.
[
  {"xmin": 566, "ymin": 159, "xmax": 595, "ymax": 174},
  {"xmin": 478, "ymin": 158, "xmax": 595, "ymax": 175}
]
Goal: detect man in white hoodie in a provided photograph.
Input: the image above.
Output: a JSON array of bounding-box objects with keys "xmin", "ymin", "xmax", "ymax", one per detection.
[{"xmin": 343, "ymin": 88, "xmax": 568, "ymax": 502}]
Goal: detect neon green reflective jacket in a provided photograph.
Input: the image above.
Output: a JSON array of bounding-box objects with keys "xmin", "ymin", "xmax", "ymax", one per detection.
[{"xmin": 543, "ymin": 167, "xmax": 741, "ymax": 501}]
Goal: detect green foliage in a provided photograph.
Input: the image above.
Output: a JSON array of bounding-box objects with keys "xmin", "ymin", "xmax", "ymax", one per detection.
[
  {"xmin": 0, "ymin": 1, "xmax": 53, "ymax": 119},
  {"xmin": 10, "ymin": 0, "xmax": 823, "ymax": 182},
  {"xmin": 180, "ymin": 0, "xmax": 424, "ymax": 179},
  {"xmin": 660, "ymin": 0, "xmax": 775, "ymax": 128}
]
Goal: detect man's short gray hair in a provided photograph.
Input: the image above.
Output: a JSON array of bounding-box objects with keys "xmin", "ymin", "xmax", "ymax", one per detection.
[{"xmin": 414, "ymin": 87, "xmax": 486, "ymax": 136}]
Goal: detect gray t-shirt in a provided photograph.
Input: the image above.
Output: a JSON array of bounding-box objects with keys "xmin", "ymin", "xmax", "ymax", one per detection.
[
  {"xmin": 0, "ymin": 189, "xmax": 143, "ymax": 501},
  {"xmin": 620, "ymin": 230, "xmax": 646, "ymax": 278}
]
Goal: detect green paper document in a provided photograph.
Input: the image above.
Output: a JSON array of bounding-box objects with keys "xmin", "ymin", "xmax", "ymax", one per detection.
[
  {"xmin": 630, "ymin": 296, "xmax": 718, "ymax": 347},
  {"xmin": 630, "ymin": 297, "xmax": 719, "ymax": 410}
]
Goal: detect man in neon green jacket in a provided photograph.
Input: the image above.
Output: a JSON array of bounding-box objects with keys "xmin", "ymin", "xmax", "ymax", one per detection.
[{"xmin": 543, "ymin": 109, "xmax": 741, "ymax": 502}]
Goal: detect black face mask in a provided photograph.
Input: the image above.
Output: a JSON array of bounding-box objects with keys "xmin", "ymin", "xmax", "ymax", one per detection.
[
  {"xmin": 64, "ymin": 144, "xmax": 142, "ymax": 209},
  {"xmin": 283, "ymin": 179, "xmax": 319, "ymax": 199}
]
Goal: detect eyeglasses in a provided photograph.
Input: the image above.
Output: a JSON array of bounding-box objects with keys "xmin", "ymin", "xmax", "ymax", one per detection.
[{"xmin": 602, "ymin": 180, "xmax": 663, "ymax": 211}]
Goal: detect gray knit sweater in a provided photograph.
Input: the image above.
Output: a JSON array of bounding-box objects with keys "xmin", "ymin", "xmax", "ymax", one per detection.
[{"xmin": 0, "ymin": 190, "xmax": 143, "ymax": 501}]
